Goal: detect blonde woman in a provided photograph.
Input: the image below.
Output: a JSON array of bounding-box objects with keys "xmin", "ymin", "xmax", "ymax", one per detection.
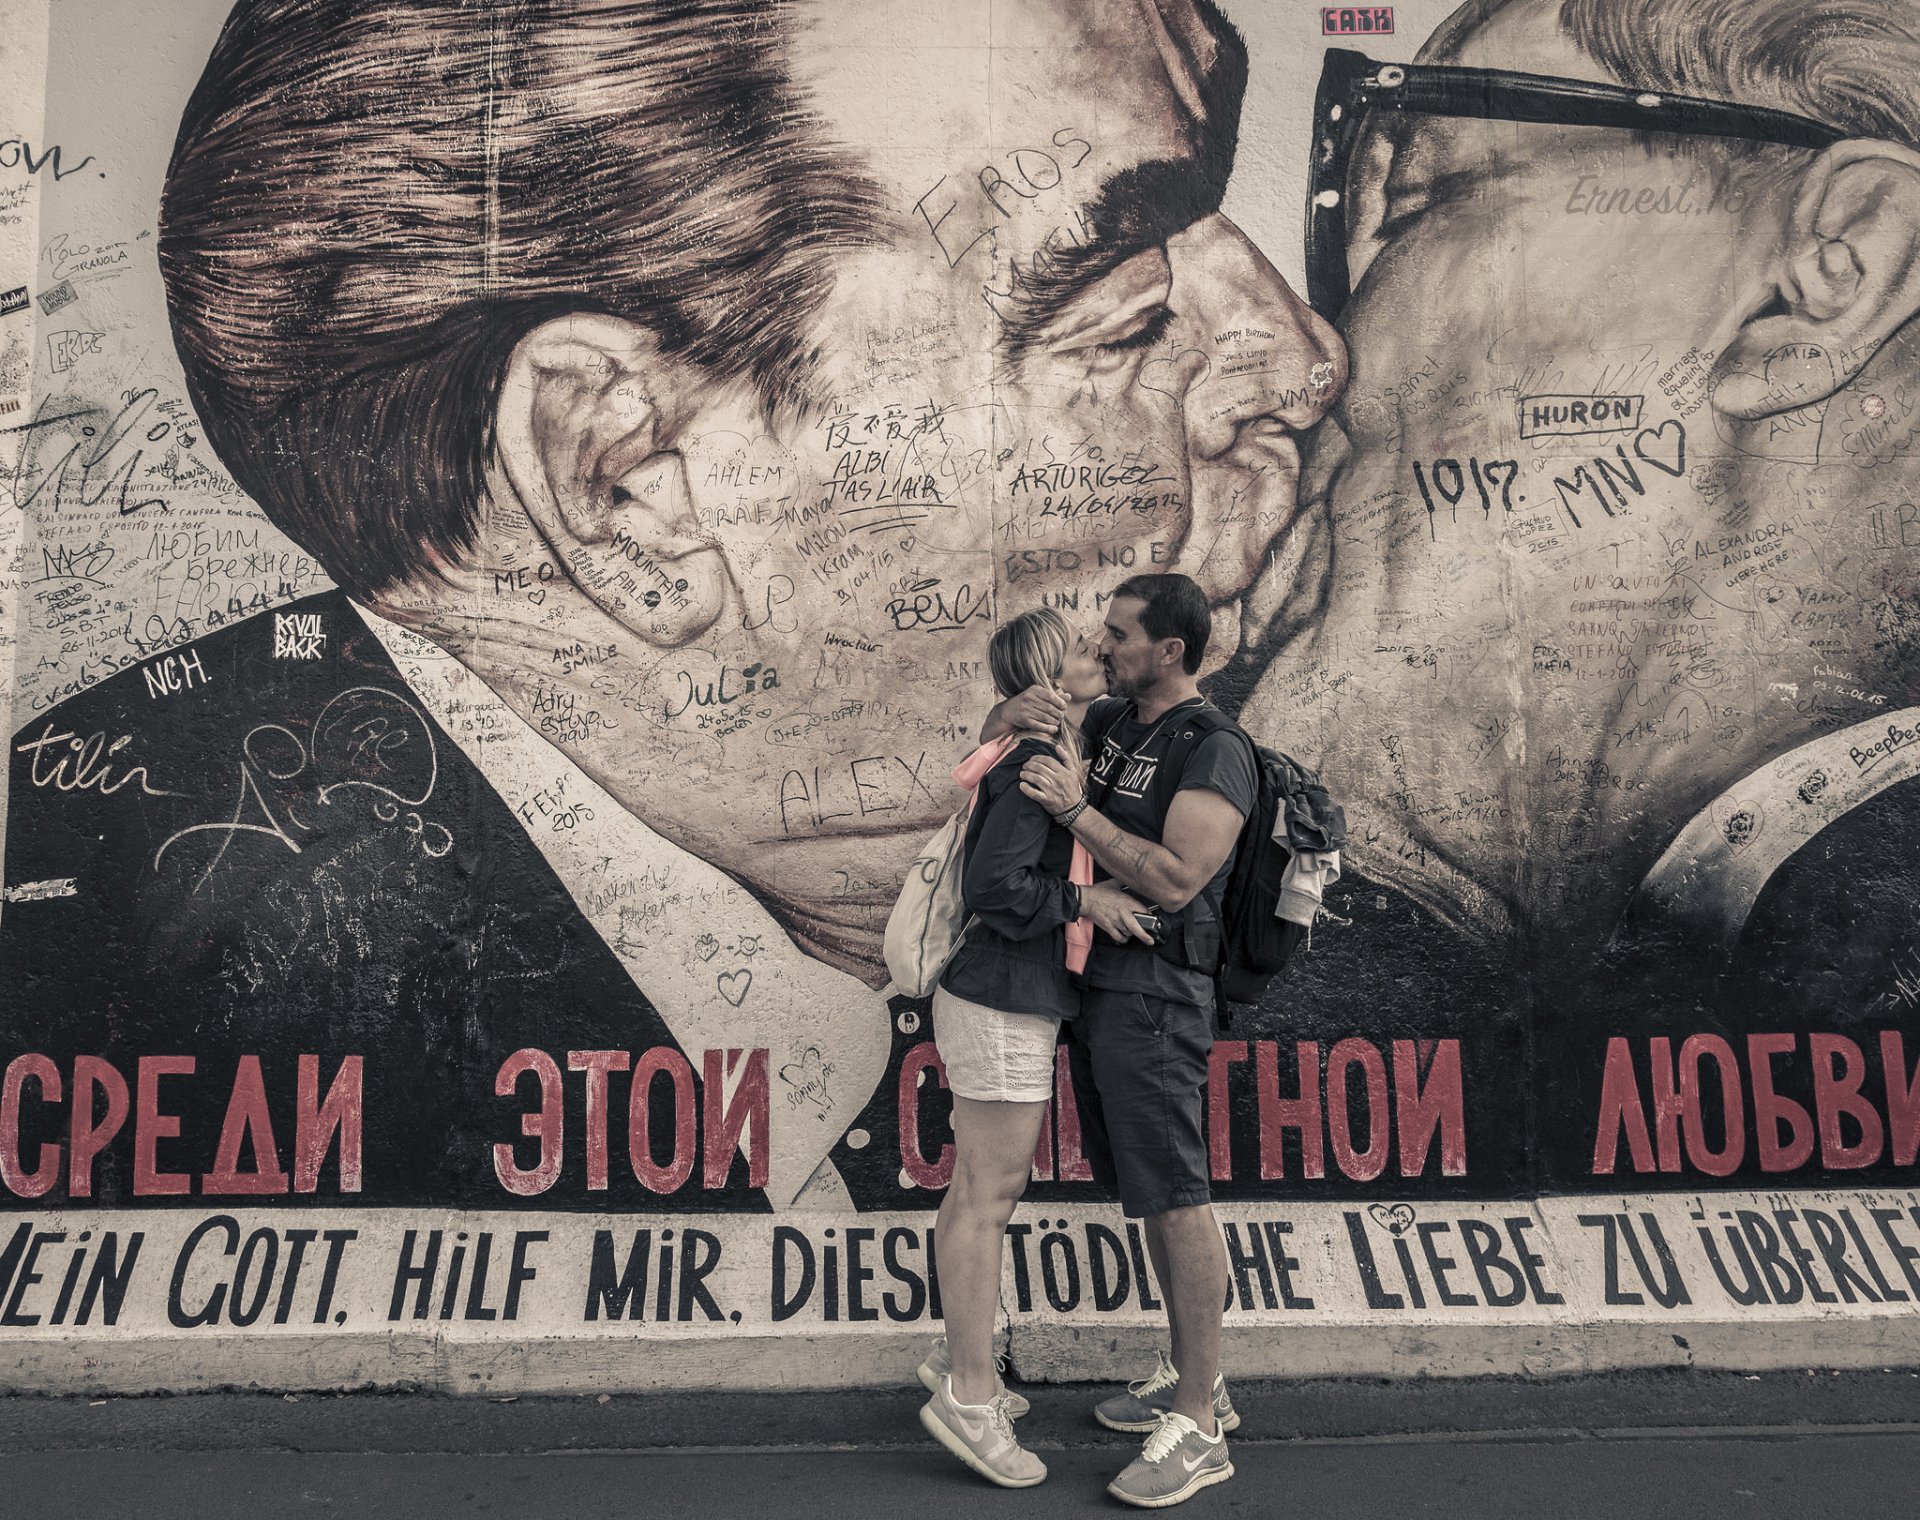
[{"xmin": 918, "ymin": 608, "xmax": 1149, "ymax": 1487}]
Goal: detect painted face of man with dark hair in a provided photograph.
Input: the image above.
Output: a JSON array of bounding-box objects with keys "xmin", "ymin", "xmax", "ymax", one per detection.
[
  {"xmin": 387, "ymin": 0, "xmax": 1345, "ymax": 984},
  {"xmin": 1241, "ymin": 0, "xmax": 1920, "ymax": 959}
]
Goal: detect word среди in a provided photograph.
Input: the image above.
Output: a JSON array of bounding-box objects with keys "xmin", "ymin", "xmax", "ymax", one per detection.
[{"xmin": 0, "ymin": 1053, "xmax": 362, "ymax": 1198}]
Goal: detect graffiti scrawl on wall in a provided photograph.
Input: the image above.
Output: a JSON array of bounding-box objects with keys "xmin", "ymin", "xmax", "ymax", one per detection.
[{"xmin": 4, "ymin": 0, "xmax": 1920, "ymax": 1349}]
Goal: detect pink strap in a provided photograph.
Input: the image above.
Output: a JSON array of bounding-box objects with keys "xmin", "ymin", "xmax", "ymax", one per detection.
[
  {"xmin": 950, "ymin": 733, "xmax": 1019, "ymax": 794},
  {"xmin": 1065, "ymin": 841, "xmax": 1095, "ymax": 973}
]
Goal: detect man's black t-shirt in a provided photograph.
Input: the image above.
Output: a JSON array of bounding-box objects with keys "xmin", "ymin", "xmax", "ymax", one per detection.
[{"xmin": 1080, "ymin": 695, "xmax": 1258, "ymax": 1006}]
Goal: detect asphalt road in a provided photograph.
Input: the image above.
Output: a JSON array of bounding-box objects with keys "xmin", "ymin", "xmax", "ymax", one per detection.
[
  {"xmin": 12, "ymin": 1435, "xmax": 1920, "ymax": 1519},
  {"xmin": 6, "ymin": 1370, "xmax": 1919, "ymax": 1518}
]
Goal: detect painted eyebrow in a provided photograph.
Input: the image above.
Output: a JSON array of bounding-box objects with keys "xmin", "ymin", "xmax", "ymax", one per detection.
[
  {"xmin": 994, "ymin": 157, "xmax": 1219, "ymax": 358},
  {"xmin": 996, "ymin": 4, "xmax": 1249, "ymax": 359}
]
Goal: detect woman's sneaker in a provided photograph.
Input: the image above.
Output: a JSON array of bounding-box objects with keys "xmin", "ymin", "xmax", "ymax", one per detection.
[
  {"xmin": 916, "ymin": 1336, "xmax": 1031, "ymax": 1417},
  {"xmin": 1107, "ymin": 1411, "xmax": 1233, "ymax": 1509},
  {"xmin": 1093, "ymin": 1351, "xmax": 1240, "ymax": 1434},
  {"xmin": 920, "ymin": 1376, "xmax": 1048, "ymax": 1488}
]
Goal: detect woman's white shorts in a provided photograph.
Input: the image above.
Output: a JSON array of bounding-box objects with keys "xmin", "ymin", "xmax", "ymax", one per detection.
[{"xmin": 931, "ymin": 985, "xmax": 1060, "ymax": 1104}]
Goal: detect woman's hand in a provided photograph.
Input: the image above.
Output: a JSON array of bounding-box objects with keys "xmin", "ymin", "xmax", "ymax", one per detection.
[{"xmin": 1079, "ymin": 881, "xmax": 1157, "ymax": 943}]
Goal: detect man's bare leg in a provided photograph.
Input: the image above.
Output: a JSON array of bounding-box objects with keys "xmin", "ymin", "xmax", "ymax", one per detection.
[
  {"xmin": 1142, "ymin": 1214, "xmax": 1179, "ymax": 1367},
  {"xmin": 1145, "ymin": 1203, "xmax": 1227, "ymax": 1433}
]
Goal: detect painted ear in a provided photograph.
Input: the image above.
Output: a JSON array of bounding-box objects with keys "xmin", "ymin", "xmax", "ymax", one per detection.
[
  {"xmin": 492, "ymin": 314, "xmax": 731, "ymax": 648},
  {"xmin": 1716, "ymin": 143, "xmax": 1920, "ymax": 420}
]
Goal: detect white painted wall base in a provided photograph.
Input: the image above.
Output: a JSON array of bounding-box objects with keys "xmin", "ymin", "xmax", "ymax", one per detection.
[{"xmin": 6, "ymin": 1191, "xmax": 1919, "ymax": 1393}]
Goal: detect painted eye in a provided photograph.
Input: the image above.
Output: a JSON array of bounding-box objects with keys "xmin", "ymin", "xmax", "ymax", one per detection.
[{"xmin": 1084, "ymin": 305, "xmax": 1175, "ymax": 361}]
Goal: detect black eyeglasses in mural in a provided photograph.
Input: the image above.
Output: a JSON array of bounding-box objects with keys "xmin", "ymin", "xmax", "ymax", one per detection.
[{"xmin": 1305, "ymin": 48, "xmax": 1850, "ymax": 323}]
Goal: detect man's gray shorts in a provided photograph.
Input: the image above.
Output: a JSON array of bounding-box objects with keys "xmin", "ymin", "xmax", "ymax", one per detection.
[{"xmin": 1065, "ymin": 986, "xmax": 1215, "ymax": 1219}]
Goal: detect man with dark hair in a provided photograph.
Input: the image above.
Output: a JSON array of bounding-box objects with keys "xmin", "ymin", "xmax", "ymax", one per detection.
[
  {"xmin": 1015, "ymin": 571, "xmax": 1258, "ymax": 1506},
  {"xmin": 1109, "ymin": 574, "xmax": 1215, "ymax": 676}
]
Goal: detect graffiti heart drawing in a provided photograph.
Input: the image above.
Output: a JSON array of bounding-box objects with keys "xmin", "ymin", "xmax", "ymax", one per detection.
[
  {"xmin": 1633, "ymin": 420, "xmax": 1687, "ymax": 477},
  {"xmin": 1711, "ymin": 798, "xmax": 1764, "ymax": 854},
  {"xmin": 716, "ymin": 968, "xmax": 752, "ymax": 1007},
  {"xmin": 779, "ymin": 1046, "xmax": 836, "ymax": 1117},
  {"xmin": 693, "ymin": 932, "xmax": 720, "ymax": 962},
  {"xmin": 1367, "ymin": 1203, "xmax": 1416, "ymax": 1237},
  {"xmin": 1138, "ymin": 347, "xmax": 1209, "ymax": 402}
]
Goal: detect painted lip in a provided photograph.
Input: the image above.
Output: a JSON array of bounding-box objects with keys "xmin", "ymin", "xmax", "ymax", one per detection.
[{"xmin": 1180, "ymin": 425, "xmax": 1306, "ymax": 647}]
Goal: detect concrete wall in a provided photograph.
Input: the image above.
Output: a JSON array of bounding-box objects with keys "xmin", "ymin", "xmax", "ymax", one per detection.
[{"xmin": 5, "ymin": 0, "xmax": 1920, "ymax": 1389}]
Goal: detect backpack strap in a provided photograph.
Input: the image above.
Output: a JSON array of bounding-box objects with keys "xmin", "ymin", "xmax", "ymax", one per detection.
[{"xmin": 1161, "ymin": 703, "xmax": 1260, "ymax": 784}]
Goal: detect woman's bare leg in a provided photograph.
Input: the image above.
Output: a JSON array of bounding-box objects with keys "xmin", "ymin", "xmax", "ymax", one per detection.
[{"xmin": 935, "ymin": 1094, "xmax": 1048, "ymax": 1406}]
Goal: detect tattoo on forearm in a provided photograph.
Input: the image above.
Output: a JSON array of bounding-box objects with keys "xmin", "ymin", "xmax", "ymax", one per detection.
[{"xmin": 1075, "ymin": 808, "xmax": 1168, "ymax": 895}]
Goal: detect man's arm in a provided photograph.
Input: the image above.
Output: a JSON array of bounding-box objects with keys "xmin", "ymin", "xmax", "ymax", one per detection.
[
  {"xmin": 1070, "ymin": 788, "xmax": 1244, "ymax": 910},
  {"xmin": 979, "ymin": 683, "xmax": 1067, "ymax": 743},
  {"xmin": 1018, "ymin": 742, "xmax": 1245, "ymax": 910}
]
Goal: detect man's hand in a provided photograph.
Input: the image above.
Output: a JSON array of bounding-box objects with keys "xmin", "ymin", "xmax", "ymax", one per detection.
[
  {"xmin": 1080, "ymin": 881, "xmax": 1156, "ymax": 943},
  {"xmin": 1019, "ymin": 739, "xmax": 1086, "ymax": 816},
  {"xmin": 993, "ymin": 682, "xmax": 1067, "ymax": 739}
]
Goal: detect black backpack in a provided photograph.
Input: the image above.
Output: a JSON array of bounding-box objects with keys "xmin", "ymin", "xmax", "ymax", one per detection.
[{"xmin": 1211, "ymin": 731, "xmax": 1348, "ymax": 1014}]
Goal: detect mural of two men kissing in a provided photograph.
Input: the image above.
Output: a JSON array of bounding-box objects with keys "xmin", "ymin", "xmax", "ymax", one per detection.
[{"xmin": 6, "ymin": 0, "xmax": 1919, "ymax": 1219}]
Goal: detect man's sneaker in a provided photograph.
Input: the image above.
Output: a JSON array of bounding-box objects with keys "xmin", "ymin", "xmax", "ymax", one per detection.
[
  {"xmin": 1107, "ymin": 1411, "xmax": 1233, "ymax": 1509},
  {"xmin": 920, "ymin": 1375, "xmax": 1047, "ymax": 1489},
  {"xmin": 916, "ymin": 1336, "xmax": 1031, "ymax": 1417},
  {"xmin": 1093, "ymin": 1351, "xmax": 1240, "ymax": 1433}
]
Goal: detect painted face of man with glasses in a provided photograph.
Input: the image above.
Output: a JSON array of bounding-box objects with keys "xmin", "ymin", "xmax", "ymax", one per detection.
[{"xmin": 1243, "ymin": 0, "xmax": 1920, "ymax": 988}]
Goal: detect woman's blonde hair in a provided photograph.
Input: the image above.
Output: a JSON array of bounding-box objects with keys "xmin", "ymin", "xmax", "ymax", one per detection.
[{"xmin": 988, "ymin": 607, "xmax": 1082, "ymax": 767}]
